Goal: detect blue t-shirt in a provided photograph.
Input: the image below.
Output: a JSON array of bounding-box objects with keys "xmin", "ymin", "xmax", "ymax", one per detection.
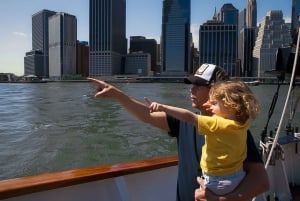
[{"xmin": 167, "ymin": 114, "xmax": 263, "ymax": 201}]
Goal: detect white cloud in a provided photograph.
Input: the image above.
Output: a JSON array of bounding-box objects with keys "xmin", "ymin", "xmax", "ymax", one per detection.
[{"xmin": 13, "ymin": 32, "xmax": 27, "ymax": 37}]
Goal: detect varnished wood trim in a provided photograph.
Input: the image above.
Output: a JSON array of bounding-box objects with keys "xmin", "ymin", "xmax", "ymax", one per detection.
[{"xmin": 0, "ymin": 155, "xmax": 178, "ymax": 200}]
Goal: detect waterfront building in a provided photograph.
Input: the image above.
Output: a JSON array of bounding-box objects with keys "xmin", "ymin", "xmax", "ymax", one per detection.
[
  {"xmin": 161, "ymin": 0, "xmax": 191, "ymax": 76},
  {"xmin": 0, "ymin": 73, "xmax": 18, "ymax": 82},
  {"xmin": 125, "ymin": 52, "xmax": 151, "ymax": 76},
  {"xmin": 129, "ymin": 36, "xmax": 158, "ymax": 73},
  {"xmin": 252, "ymin": 11, "xmax": 292, "ymax": 77},
  {"xmin": 48, "ymin": 13, "xmax": 77, "ymax": 79},
  {"xmin": 24, "ymin": 50, "xmax": 44, "ymax": 77},
  {"xmin": 89, "ymin": 0, "xmax": 127, "ymax": 76},
  {"xmin": 24, "ymin": 9, "xmax": 56, "ymax": 78},
  {"xmin": 291, "ymin": 0, "xmax": 300, "ymax": 40},
  {"xmin": 77, "ymin": 41, "xmax": 89, "ymax": 77},
  {"xmin": 199, "ymin": 8, "xmax": 238, "ymax": 77}
]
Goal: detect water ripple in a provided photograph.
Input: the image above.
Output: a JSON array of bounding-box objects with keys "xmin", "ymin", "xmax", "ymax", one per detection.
[{"xmin": 0, "ymin": 82, "xmax": 299, "ymax": 180}]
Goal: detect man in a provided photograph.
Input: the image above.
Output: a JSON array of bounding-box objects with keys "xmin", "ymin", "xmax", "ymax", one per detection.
[{"xmin": 88, "ymin": 63, "xmax": 269, "ymax": 201}]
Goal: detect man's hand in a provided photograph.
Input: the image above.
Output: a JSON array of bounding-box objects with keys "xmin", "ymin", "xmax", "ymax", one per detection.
[
  {"xmin": 87, "ymin": 77, "xmax": 116, "ymax": 98},
  {"xmin": 195, "ymin": 177, "xmax": 206, "ymax": 201}
]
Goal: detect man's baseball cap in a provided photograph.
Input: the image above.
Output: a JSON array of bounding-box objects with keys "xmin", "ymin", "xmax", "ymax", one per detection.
[{"xmin": 184, "ymin": 63, "xmax": 229, "ymax": 86}]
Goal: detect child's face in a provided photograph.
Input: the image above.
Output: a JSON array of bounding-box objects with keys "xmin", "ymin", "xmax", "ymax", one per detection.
[{"xmin": 204, "ymin": 98, "xmax": 235, "ymax": 120}]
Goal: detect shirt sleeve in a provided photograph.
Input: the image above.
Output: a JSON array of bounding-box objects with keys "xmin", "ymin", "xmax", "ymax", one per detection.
[{"xmin": 166, "ymin": 114, "xmax": 180, "ymax": 137}]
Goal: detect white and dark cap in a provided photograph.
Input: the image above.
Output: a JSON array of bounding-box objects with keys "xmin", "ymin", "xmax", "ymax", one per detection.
[{"xmin": 184, "ymin": 64, "xmax": 229, "ymax": 86}]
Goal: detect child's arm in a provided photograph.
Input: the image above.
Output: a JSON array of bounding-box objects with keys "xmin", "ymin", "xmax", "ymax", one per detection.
[{"xmin": 147, "ymin": 99, "xmax": 198, "ymax": 127}]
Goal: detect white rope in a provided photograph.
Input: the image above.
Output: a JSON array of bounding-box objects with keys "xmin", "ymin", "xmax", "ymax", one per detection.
[{"xmin": 264, "ymin": 27, "xmax": 300, "ymax": 168}]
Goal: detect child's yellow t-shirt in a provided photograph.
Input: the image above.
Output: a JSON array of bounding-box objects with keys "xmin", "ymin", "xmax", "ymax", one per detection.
[{"xmin": 198, "ymin": 115, "xmax": 249, "ymax": 176}]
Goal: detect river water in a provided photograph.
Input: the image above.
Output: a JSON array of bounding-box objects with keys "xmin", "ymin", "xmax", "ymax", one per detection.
[{"xmin": 0, "ymin": 82, "xmax": 299, "ymax": 180}]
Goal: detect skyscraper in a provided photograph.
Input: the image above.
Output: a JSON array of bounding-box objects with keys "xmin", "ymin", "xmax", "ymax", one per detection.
[
  {"xmin": 246, "ymin": 0, "xmax": 257, "ymax": 28},
  {"xmin": 217, "ymin": 3, "xmax": 239, "ymax": 25},
  {"xmin": 89, "ymin": 0, "xmax": 127, "ymax": 76},
  {"xmin": 252, "ymin": 11, "xmax": 292, "ymax": 77},
  {"xmin": 238, "ymin": 0, "xmax": 257, "ymax": 77},
  {"xmin": 239, "ymin": 9, "xmax": 247, "ymax": 31},
  {"xmin": 238, "ymin": 27, "xmax": 257, "ymax": 76},
  {"xmin": 199, "ymin": 20, "xmax": 238, "ymax": 77},
  {"xmin": 130, "ymin": 36, "xmax": 158, "ymax": 73},
  {"xmin": 291, "ymin": 0, "xmax": 300, "ymax": 40},
  {"xmin": 48, "ymin": 13, "xmax": 77, "ymax": 79},
  {"xmin": 77, "ymin": 41, "xmax": 89, "ymax": 77},
  {"xmin": 161, "ymin": 0, "xmax": 191, "ymax": 75},
  {"xmin": 24, "ymin": 9, "xmax": 56, "ymax": 78},
  {"xmin": 199, "ymin": 4, "xmax": 238, "ymax": 76}
]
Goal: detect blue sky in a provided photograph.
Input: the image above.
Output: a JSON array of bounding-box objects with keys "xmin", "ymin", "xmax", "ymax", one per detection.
[{"xmin": 0, "ymin": 0, "xmax": 292, "ymax": 76}]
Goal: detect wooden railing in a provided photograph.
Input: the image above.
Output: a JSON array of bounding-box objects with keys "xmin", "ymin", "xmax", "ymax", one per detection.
[{"xmin": 0, "ymin": 155, "xmax": 178, "ymax": 200}]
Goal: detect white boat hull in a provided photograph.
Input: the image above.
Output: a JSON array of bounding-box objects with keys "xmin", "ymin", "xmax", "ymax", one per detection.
[{"xmin": 256, "ymin": 135, "xmax": 300, "ymax": 201}]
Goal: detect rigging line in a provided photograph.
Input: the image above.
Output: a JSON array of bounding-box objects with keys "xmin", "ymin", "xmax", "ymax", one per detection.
[
  {"xmin": 265, "ymin": 26, "xmax": 300, "ymax": 169},
  {"xmin": 260, "ymin": 81, "xmax": 281, "ymax": 143}
]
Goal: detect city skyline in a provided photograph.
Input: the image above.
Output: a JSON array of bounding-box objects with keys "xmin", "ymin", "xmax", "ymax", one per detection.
[{"xmin": 0, "ymin": 0, "xmax": 292, "ymax": 76}]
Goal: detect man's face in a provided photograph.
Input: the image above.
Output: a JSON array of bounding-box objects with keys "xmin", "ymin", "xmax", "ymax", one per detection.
[{"xmin": 189, "ymin": 85, "xmax": 210, "ymax": 113}]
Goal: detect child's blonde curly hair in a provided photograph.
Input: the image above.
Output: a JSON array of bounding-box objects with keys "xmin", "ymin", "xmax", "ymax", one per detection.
[{"xmin": 209, "ymin": 80, "xmax": 260, "ymax": 124}]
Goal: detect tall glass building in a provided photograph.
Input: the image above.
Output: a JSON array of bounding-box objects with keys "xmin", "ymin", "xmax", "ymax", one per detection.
[
  {"xmin": 239, "ymin": 27, "xmax": 257, "ymax": 76},
  {"xmin": 199, "ymin": 20, "xmax": 238, "ymax": 77},
  {"xmin": 48, "ymin": 13, "xmax": 77, "ymax": 79},
  {"xmin": 238, "ymin": 0, "xmax": 257, "ymax": 77},
  {"xmin": 89, "ymin": 0, "xmax": 127, "ymax": 76},
  {"xmin": 161, "ymin": 0, "xmax": 191, "ymax": 75},
  {"xmin": 24, "ymin": 9, "xmax": 56, "ymax": 78},
  {"xmin": 291, "ymin": 0, "xmax": 300, "ymax": 40},
  {"xmin": 246, "ymin": 0, "xmax": 257, "ymax": 28},
  {"xmin": 199, "ymin": 4, "xmax": 238, "ymax": 76},
  {"xmin": 217, "ymin": 3, "xmax": 238, "ymax": 26}
]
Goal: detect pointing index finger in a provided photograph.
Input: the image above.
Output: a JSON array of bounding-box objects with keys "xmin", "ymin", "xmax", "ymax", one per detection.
[
  {"xmin": 87, "ymin": 77, "xmax": 107, "ymax": 86},
  {"xmin": 87, "ymin": 77, "xmax": 99, "ymax": 83}
]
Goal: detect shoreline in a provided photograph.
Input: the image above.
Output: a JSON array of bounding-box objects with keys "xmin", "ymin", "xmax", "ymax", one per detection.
[{"xmin": 1, "ymin": 76, "xmax": 299, "ymax": 85}]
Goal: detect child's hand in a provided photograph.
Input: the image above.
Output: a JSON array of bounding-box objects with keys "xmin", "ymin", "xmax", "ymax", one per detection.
[
  {"xmin": 144, "ymin": 97, "xmax": 162, "ymax": 113},
  {"xmin": 144, "ymin": 97, "xmax": 152, "ymax": 106}
]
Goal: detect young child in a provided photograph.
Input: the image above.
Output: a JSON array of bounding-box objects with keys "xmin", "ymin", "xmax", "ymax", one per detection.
[{"xmin": 147, "ymin": 80, "xmax": 260, "ymax": 195}]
